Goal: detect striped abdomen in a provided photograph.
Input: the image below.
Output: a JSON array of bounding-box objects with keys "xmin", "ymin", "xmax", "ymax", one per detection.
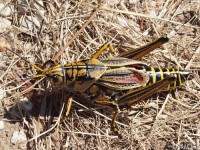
[{"xmin": 143, "ymin": 66, "xmax": 191, "ymax": 90}]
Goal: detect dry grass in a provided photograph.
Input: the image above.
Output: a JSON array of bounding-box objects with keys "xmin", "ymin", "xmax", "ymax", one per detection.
[{"xmin": 0, "ymin": 0, "xmax": 200, "ymax": 149}]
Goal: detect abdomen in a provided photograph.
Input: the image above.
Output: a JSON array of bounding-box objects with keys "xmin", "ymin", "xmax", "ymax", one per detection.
[{"xmin": 143, "ymin": 66, "xmax": 191, "ymax": 90}]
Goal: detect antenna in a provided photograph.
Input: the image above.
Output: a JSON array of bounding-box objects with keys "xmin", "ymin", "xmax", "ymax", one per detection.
[{"xmin": 5, "ymin": 47, "xmax": 44, "ymax": 72}]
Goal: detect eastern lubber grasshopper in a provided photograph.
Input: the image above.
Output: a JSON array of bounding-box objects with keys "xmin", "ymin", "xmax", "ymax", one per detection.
[{"xmin": 7, "ymin": 36, "xmax": 193, "ymax": 138}]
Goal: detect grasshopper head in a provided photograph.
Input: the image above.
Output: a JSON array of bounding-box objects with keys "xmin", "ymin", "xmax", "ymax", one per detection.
[
  {"xmin": 45, "ymin": 65, "xmax": 65, "ymax": 86},
  {"xmin": 32, "ymin": 61, "xmax": 65, "ymax": 86},
  {"xmin": 5, "ymin": 48, "xmax": 65, "ymax": 86}
]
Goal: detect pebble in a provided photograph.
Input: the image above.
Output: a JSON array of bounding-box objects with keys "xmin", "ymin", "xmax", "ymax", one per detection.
[
  {"xmin": 129, "ymin": 0, "xmax": 139, "ymax": 4},
  {"xmin": 0, "ymin": 120, "xmax": 4, "ymax": 129},
  {"xmin": 107, "ymin": 0, "xmax": 120, "ymax": 6},
  {"xmin": 0, "ymin": 3, "xmax": 12, "ymax": 17},
  {"xmin": 20, "ymin": 97, "xmax": 33, "ymax": 111},
  {"xmin": 0, "ymin": 89, "xmax": 6, "ymax": 100},
  {"xmin": 0, "ymin": 18, "xmax": 11, "ymax": 33},
  {"xmin": 11, "ymin": 131, "xmax": 27, "ymax": 144},
  {"xmin": 168, "ymin": 30, "xmax": 176, "ymax": 38}
]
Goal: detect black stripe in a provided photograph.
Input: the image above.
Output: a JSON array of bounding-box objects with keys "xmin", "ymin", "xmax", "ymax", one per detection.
[
  {"xmin": 102, "ymin": 72, "xmax": 133, "ymax": 77},
  {"xmin": 75, "ymin": 62, "xmax": 78, "ymax": 79},
  {"xmin": 61, "ymin": 65, "xmax": 65, "ymax": 84},
  {"xmin": 162, "ymin": 68, "xmax": 170, "ymax": 78},
  {"xmin": 155, "ymin": 68, "xmax": 162, "ymax": 81},
  {"xmin": 85, "ymin": 60, "xmax": 90, "ymax": 78}
]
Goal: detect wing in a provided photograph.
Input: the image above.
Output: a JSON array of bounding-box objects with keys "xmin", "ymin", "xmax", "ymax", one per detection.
[
  {"xmin": 99, "ymin": 57, "xmax": 148, "ymax": 67},
  {"xmin": 97, "ymin": 67, "xmax": 149, "ymax": 90}
]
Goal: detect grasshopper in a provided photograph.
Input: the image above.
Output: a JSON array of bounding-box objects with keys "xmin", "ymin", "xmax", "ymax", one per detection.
[{"xmin": 8, "ymin": 36, "xmax": 192, "ymax": 137}]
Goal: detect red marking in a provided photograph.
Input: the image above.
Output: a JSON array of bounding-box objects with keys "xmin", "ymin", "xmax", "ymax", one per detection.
[
  {"xmin": 107, "ymin": 73, "xmax": 144, "ymax": 83},
  {"xmin": 135, "ymin": 73, "xmax": 144, "ymax": 81},
  {"xmin": 131, "ymin": 64, "xmax": 143, "ymax": 69}
]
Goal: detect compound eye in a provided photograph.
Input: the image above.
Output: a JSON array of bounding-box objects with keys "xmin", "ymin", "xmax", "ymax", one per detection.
[{"xmin": 51, "ymin": 75, "xmax": 59, "ymax": 83}]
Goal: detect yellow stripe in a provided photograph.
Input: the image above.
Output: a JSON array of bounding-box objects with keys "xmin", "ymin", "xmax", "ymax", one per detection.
[
  {"xmin": 151, "ymin": 67, "xmax": 156, "ymax": 83},
  {"xmin": 53, "ymin": 65, "xmax": 61, "ymax": 69},
  {"xmin": 76, "ymin": 61, "xmax": 86, "ymax": 66},
  {"xmin": 177, "ymin": 68, "xmax": 182, "ymax": 85},
  {"xmin": 159, "ymin": 68, "xmax": 164, "ymax": 80},
  {"xmin": 66, "ymin": 97, "xmax": 73, "ymax": 116},
  {"xmin": 67, "ymin": 70, "xmax": 72, "ymax": 78},
  {"xmin": 142, "ymin": 66, "xmax": 146, "ymax": 72},
  {"xmin": 73, "ymin": 69, "xmax": 78, "ymax": 78},
  {"xmin": 166, "ymin": 68, "xmax": 170, "ymax": 90},
  {"xmin": 171, "ymin": 68, "xmax": 176, "ymax": 89},
  {"xmin": 54, "ymin": 72, "xmax": 63, "ymax": 76},
  {"xmin": 49, "ymin": 67, "xmax": 62, "ymax": 73}
]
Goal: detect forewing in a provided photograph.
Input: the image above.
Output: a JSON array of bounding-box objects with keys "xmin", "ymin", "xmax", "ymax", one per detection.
[
  {"xmin": 99, "ymin": 57, "xmax": 148, "ymax": 67},
  {"xmin": 97, "ymin": 68, "xmax": 149, "ymax": 90}
]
